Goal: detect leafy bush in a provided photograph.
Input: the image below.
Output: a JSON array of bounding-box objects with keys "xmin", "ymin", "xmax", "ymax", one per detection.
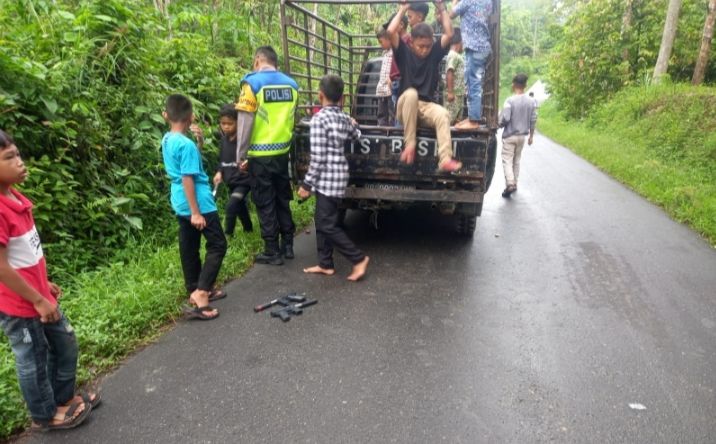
[
  {"xmin": 0, "ymin": 0, "xmax": 275, "ymax": 278},
  {"xmin": 548, "ymin": 0, "xmax": 714, "ymax": 117}
]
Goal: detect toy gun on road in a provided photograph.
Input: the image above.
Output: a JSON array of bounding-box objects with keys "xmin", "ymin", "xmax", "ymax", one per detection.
[
  {"xmin": 270, "ymin": 299, "xmax": 318, "ymax": 322},
  {"xmin": 254, "ymin": 293, "xmax": 306, "ymax": 313}
]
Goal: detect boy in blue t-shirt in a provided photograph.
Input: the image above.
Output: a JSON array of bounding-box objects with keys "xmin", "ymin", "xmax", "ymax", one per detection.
[{"xmin": 161, "ymin": 94, "xmax": 227, "ymax": 320}]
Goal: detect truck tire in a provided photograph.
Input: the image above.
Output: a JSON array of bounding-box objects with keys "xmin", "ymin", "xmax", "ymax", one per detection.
[
  {"xmin": 456, "ymin": 214, "xmax": 477, "ymax": 237},
  {"xmin": 485, "ymin": 136, "xmax": 497, "ymax": 192}
]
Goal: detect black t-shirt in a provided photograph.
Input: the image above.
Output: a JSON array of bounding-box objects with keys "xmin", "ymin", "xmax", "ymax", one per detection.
[
  {"xmin": 219, "ymin": 134, "xmax": 237, "ymax": 165},
  {"xmin": 393, "ymin": 38, "xmax": 449, "ymax": 103},
  {"xmin": 218, "ymin": 134, "xmax": 251, "ymax": 189}
]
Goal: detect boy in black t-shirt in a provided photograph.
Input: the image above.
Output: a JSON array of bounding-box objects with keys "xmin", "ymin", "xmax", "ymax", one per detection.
[
  {"xmin": 213, "ymin": 104, "xmax": 253, "ymax": 235},
  {"xmin": 386, "ymin": 0, "xmax": 462, "ymax": 172}
]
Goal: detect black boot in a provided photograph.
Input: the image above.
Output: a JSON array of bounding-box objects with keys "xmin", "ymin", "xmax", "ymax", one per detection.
[
  {"xmin": 255, "ymin": 251, "xmax": 284, "ymax": 265},
  {"xmin": 281, "ymin": 240, "xmax": 294, "ymax": 259}
]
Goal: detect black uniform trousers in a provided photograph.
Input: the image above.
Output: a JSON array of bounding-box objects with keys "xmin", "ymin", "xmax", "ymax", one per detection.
[
  {"xmin": 315, "ymin": 192, "xmax": 364, "ymax": 270},
  {"xmin": 177, "ymin": 211, "xmax": 227, "ymax": 294},
  {"xmin": 248, "ymin": 154, "xmax": 295, "ymax": 254},
  {"xmin": 220, "ymin": 166, "xmax": 253, "ymax": 235}
]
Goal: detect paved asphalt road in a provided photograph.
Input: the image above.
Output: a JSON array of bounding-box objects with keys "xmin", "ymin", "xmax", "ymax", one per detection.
[{"xmin": 17, "ymin": 133, "xmax": 716, "ymax": 444}]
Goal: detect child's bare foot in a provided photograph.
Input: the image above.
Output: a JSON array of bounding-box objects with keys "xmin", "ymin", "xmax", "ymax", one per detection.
[
  {"xmin": 454, "ymin": 118, "xmax": 481, "ymax": 130},
  {"xmin": 303, "ymin": 265, "xmax": 335, "ymax": 275},
  {"xmin": 400, "ymin": 144, "xmax": 416, "ymax": 164},
  {"xmin": 347, "ymin": 256, "xmax": 370, "ymax": 281}
]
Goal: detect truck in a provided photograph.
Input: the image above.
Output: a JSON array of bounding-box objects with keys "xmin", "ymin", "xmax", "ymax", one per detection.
[{"xmin": 280, "ymin": 0, "xmax": 500, "ymax": 236}]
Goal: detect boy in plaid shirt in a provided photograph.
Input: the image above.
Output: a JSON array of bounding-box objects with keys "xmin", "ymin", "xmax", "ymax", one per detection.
[{"xmin": 298, "ymin": 75, "xmax": 370, "ymax": 281}]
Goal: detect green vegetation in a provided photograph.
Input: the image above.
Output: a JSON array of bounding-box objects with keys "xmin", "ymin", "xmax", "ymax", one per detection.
[
  {"xmin": 549, "ymin": 0, "xmax": 715, "ymax": 117},
  {"xmin": 538, "ymin": 83, "xmax": 716, "ymax": 245},
  {"xmin": 0, "ymin": 200, "xmax": 316, "ymax": 438},
  {"xmin": 0, "ymin": 0, "xmax": 274, "ymax": 278}
]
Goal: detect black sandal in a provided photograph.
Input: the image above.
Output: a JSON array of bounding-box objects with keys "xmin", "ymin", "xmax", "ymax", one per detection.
[
  {"xmin": 31, "ymin": 399, "xmax": 92, "ymax": 432},
  {"xmin": 78, "ymin": 390, "xmax": 102, "ymax": 409},
  {"xmin": 182, "ymin": 305, "xmax": 220, "ymax": 321}
]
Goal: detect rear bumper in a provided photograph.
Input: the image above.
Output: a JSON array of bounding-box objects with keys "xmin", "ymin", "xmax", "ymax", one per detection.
[{"xmin": 344, "ymin": 186, "xmax": 483, "ymax": 204}]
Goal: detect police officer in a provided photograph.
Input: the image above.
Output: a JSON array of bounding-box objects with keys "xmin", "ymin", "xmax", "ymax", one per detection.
[{"xmin": 236, "ymin": 46, "xmax": 298, "ymax": 265}]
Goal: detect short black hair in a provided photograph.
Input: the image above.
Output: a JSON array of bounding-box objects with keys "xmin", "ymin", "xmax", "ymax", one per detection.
[
  {"xmin": 0, "ymin": 130, "xmax": 14, "ymax": 150},
  {"xmin": 382, "ymin": 13, "xmax": 408, "ymax": 31},
  {"xmin": 376, "ymin": 28, "xmax": 389, "ymax": 39},
  {"xmin": 255, "ymin": 46, "xmax": 278, "ymax": 68},
  {"xmin": 411, "ymin": 22, "xmax": 434, "ymax": 40},
  {"xmin": 408, "ymin": 2, "xmax": 430, "ymax": 18},
  {"xmin": 451, "ymin": 27, "xmax": 462, "ymax": 45},
  {"xmin": 219, "ymin": 103, "xmax": 238, "ymax": 120},
  {"xmin": 513, "ymin": 73, "xmax": 528, "ymax": 88},
  {"xmin": 165, "ymin": 94, "xmax": 193, "ymax": 123},
  {"xmin": 319, "ymin": 74, "xmax": 344, "ymax": 103}
]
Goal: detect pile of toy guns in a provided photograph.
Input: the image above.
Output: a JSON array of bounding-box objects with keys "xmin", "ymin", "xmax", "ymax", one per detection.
[{"xmin": 254, "ymin": 292, "xmax": 318, "ymax": 322}]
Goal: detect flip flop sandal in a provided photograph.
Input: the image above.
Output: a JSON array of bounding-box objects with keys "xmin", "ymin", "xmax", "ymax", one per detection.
[
  {"xmin": 77, "ymin": 390, "xmax": 102, "ymax": 409},
  {"xmin": 31, "ymin": 399, "xmax": 92, "ymax": 432},
  {"xmin": 208, "ymin": 289, "xmax": 227, "ymax": 302},
  {"xmin": 182, "ymin": 305, "xmax": 220, "ymax": 321},
  {"xmin": 187, "ymin": 289, "xmax": 226, "ymax": 306}
]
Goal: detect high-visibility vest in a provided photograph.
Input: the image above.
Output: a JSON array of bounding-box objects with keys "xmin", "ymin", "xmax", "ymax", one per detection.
[{"xmin": 242, "ymin": 70, "xmax": 299, "ymax": 158}]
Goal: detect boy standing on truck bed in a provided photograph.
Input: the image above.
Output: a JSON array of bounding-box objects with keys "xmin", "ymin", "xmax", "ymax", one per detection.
[
  {"xmin": 298, "ymin": 75, "xmax": 370, "ymax": 282},
  {"xmin": 499, "ymin": 73, "xmax": 537, "ymax": 198},
  {"xmin": 376, "ymin": 28, "xmax": 394, "ymax": 126},
  {"xmin": 387, "ymin": 0, "xmax": 462, "ymax": 172},
  {"xmin": 450, "ymin": 0, "xmax": 493, "ymax": 130},
  {"xmin": 444, "ymin": 27, "xmax": 466, "ymax": 124}
]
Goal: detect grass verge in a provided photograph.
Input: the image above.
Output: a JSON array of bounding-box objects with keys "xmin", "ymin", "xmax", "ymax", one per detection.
[
  {"xmin": 538, "ymin": 82, "xmax": 716, "ymax": 246},
  {"xmin": 0, "ymin": 198, "xmax": 315, "ymax": 439}
]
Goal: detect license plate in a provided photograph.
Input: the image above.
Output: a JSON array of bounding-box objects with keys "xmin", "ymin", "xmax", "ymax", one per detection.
[{"xmin": 363, "ymin": 183, "xmax": 415, "ymax": 191}]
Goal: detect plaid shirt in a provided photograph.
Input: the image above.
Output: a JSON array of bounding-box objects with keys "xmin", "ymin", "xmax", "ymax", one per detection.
[{"xmin": 303, "ymin": 105, "xmax": 361, "ymax": 197}]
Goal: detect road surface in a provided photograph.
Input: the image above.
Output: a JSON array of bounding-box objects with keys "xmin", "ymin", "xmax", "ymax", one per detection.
[{"xmin": 18, "ymin": 133, "xmax": 716, "ymax": 443}]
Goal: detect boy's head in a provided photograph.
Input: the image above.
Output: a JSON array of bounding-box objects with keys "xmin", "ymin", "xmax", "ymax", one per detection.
[
  {"xmin": 407, "ymin": 2, "xmax": 429, "ymax": 27},
  {"xmin": 219, "ymin": 104, "xmax": 238, "ymax": 139},
  {"xmin": 254, "ymin": 46, "xmax": 279, "ymax": 70},
  {"xmin": 318, "ymin": 74, "xmax": 344, "ymax": 105},
  {"xmin": 383, "ymin": 13, "xmax": 408, "ymax": 35},
  {"xmin": 0, "ymin": 130, "xmax": 26, "ymax": 187},
  {"xmin": 512, "ymin": 73, "xmax": 528, "ymax": 91},
  {"xmin": 451, "ymin": 27, "xmax": 463, "ymax": 52},
  {"xmin": 410, "ymin": 23, "xmax": 435, "ymax": 59},
  {"xmin": 376, "ymin": 28, "xmax": 391, "ymax": 50},
  {"xmin": 164, "ymin": 94, "xmax": 193, "ymax": 125}
]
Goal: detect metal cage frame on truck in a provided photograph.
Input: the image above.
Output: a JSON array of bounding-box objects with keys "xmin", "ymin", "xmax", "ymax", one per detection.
[{"xmin": 280, "ymin": 0, "xmax": 501, "ymax": 236}]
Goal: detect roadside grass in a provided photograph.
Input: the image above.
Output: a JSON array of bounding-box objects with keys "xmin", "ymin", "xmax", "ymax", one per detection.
[
  {"xmin": 0, "ymin": 198, "xmax": 315, "ymax": 439},
  {"xmin": 537, "ymin": 82, "xmax": 716, "ymax": 246}
]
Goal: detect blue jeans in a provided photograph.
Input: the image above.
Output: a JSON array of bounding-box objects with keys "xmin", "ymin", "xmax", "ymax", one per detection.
[
  {"xmin": 0, "ymin": 310, "xmax": 78, "ymax": 423},
  {"xmin": 465, "ymin": 49, "xmax": 491, "ymax": 121}
]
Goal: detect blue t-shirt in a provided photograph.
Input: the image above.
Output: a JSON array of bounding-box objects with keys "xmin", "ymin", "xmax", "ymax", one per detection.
[{"xmin": 161, "ymin": 131, "xmax": 217, "ymax": 216}]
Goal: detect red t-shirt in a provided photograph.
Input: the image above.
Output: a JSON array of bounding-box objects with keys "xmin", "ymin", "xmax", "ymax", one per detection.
[{"xmin": 0, "ymin": 188, "xmax": 55, "ymax": 317}]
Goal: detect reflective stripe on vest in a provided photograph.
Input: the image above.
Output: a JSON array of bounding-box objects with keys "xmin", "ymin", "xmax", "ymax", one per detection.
[{"xmin": 247, "ymin": 82, "xmax": 298, "ymax": 158}]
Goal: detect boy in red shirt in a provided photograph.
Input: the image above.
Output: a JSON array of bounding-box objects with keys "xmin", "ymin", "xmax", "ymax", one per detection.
[{"xmin": 0, "ymin": 130, "xmax": 99, "ymax": 431}]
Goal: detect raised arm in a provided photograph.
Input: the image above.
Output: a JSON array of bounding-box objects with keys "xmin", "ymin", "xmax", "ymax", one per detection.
[
  {"xmin": 387, "ymin": 3, "xmax": 410, "ymax": 49},
  {"xmin": 436, "ymin": 1, "xmax": 453, "ymax": 49}
]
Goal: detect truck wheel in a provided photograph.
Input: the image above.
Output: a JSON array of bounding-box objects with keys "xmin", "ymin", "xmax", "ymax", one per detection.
[
  {"xmin": 485, "ymin": 136, "xmax": 497, "ymax": 192},
  {"xmin": 456, "ymin": 214, "xmax": 477, "ymax": 237}
]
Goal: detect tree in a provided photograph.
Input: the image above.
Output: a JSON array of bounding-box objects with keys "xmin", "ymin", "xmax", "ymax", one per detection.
[
  {"xmin": 692, "ymin": 0, "xmax": 716, "ymax": 85},
  {"xmin": 653, "ymin": 0, "xmax": 683, "ymax": 82}
]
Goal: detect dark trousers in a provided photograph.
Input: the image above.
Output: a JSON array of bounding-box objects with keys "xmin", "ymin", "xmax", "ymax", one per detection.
[
  {"xmin": 315, "ymin": 192, "xmax": 364, "ymax": 269},
  {"xmin": 0, "ymin": 310, "xmax": 77, "ymax": 423},
  {"xmin": 177, "ymin": 211, "xmax": 227, "ymax": 294},
  {"xmin": 377, "ymin": 96, "xmax": 394, "ymax": 126},
  {"xmin": 249, "ymin": 154, "xmax": 295, "ymax": 254},
  {"xmin": 224, "ymin": 185, "xmax": 252, "ymax": 235}
]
